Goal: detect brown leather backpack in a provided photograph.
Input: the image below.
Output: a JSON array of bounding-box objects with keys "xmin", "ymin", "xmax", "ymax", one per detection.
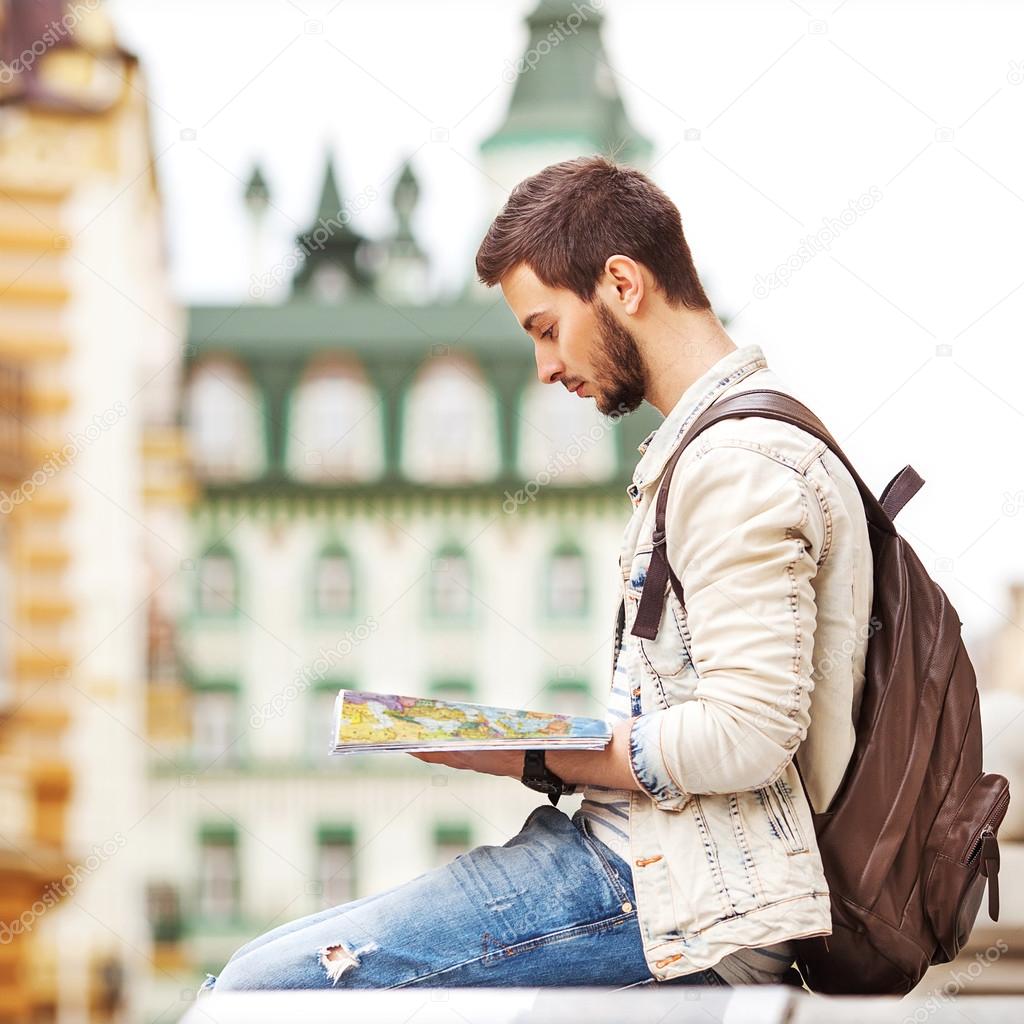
[{"xmin": 630, "ymin": 387, "xmax": 1010, "ymax": 996}]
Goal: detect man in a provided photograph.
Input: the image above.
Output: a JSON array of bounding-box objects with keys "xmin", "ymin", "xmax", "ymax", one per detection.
[{"xmin": 210, "ymin": 155, "xmax": 872, "ymax": 991}]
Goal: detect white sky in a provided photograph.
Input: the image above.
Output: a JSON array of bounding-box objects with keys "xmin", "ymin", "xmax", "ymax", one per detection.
[{"xmin": 106, "ymin": 0, "xmax": 1024, "ymax": 656}]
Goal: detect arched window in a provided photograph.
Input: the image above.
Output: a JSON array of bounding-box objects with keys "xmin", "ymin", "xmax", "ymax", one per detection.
[
  {"xmin": 546, "ymin": 543, "xmax": 588, "ymax": 618},
  {"xmin": 196, "ymin": 545, "xmax": 239, "ymax": 617},
  {"xmin": 402, "ymin": 358, "xmax": 499, "ymax": 483},
  {"xmin": 311, "ymin": 546, "xmax": 356, "ymax": 618},
  {"xmin": 517, "ymin": 378, "xmax": 617, "ymax": 483},
  {"xmin": 428, "ymin": 546, "xmax": 473, "ymax": 621},
  {"xmin": 185, "ymin": 359, "xmax": 265, "ymax": 480},
  {"xmin": 192, "ymin": 683, "xmax": 240, "ymax": 765},
  {"xmin": 316, "ymin": 825, "xmax": 357, "ymax": 907},
  {"xmin": 287, "ymin": 360, "xmax": 382, "ymax": 482}
]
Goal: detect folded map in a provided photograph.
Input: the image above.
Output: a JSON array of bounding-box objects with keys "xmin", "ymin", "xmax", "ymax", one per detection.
[{"xmin": 330, "ymin": 689, "xmax": 612, "ymax": 754}]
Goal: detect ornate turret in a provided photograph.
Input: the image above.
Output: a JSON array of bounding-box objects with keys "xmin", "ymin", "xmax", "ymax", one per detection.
[
  {"xmin": 466, "ymin": 0, "xmax": 654, "ymax": 298},
  {"xmin": 292, "ymin": 156, "xmax": 373, "ymax": 301},
  {"xmin": 244, "ymin": 164, "xmax": 270, "ymax": 212},
  {"xmin": 481, "ymin": 0, "xmax": 653, "ymax": 172},
  {"xmin": 243, "ymin": 163, "xmax": 273, "ymax": 302},
  {"xmin": 372, "ymin": 156, "xmax": 430, "ymax": 305}
]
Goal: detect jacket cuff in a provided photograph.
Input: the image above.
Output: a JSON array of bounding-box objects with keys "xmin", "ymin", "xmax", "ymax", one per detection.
[{"xmin": 628, "ymin": 711, "xmax": 691, "ymax": 812}]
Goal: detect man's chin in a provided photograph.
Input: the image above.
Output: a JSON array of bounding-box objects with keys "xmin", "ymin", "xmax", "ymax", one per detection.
[{"xmin": 596, "ymin": 390, "xmax": 644, "ymax": 418}]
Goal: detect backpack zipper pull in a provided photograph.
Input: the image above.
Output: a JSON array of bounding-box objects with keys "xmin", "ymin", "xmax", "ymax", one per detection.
[{"xmin": 979, "ymin": 828, "xmax": 1000, "ymax": 921}]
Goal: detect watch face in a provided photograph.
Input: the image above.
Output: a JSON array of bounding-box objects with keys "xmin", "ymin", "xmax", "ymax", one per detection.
[
  {"xmin": 522, "ymin": 751, "xmax": 564, "ymax": 797},
  {"xmin": 524, "ymin": 776, "xmax": 552, "ymax": 793}
]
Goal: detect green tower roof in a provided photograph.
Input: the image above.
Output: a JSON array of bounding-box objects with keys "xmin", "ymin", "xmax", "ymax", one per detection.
[
  {"xmin": 244, "ymin": 164, "xmax": 270, "ymax": 208},
  {"xmin": 292, "ymin": 155, "xmax": 373, "ymax": 296},
  {"xmin": 481, "ymin": 0, "xmax": 653, "ymax": 164}
]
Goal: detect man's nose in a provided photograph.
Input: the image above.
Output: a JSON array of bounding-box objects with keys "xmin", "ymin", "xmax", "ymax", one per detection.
[{"xmin": 535, "ymin": 349, "xmax": 564, "ymax": 385}]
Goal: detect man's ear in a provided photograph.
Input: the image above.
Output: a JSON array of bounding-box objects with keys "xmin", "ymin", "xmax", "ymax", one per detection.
[{"xmin": 603, "ymin": 254, "xmax": 644, "ymax": 314}]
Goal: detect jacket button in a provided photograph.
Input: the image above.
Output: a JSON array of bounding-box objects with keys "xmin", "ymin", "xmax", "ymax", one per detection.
[
  {"xmin": 621, "ymin": 901, "xmax": 633, "ymax": 913},
  {"xmin": 635, "ymin": 855, "xmax": 663, "ymax": 867}
]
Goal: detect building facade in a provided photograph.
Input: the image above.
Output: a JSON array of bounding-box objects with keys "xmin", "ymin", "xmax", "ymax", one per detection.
[
  {"xmin": 0, "ymin": 0, "xmax": 187, "ymax": 1019},
  {"xmin": 138, "ymin": 0, "xmax": 661, "ymax": 1008}
]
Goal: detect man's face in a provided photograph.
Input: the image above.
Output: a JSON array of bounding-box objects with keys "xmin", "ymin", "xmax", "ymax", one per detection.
[{"xmin": 500, "ymin": 264, "xmax": 647, "ymax": 417}]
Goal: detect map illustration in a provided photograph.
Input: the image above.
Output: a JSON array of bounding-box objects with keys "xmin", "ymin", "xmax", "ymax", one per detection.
[{"xmin": 331, "ymin": 690, "xmax": 612, "ymax": 754}]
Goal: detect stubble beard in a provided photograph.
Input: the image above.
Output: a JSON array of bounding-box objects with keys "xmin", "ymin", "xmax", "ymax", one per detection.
[{"xmin": 589, "ymin": 299, "xmax": 648, "ymax": 417}]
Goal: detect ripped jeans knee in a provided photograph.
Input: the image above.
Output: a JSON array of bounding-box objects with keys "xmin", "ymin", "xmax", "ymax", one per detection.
[
  {"xmin": 208, "ymin": 931, "xmax": 383, "ymax": 992},
  {"xmin": 318, "ymin": 939, "xmax": 381, "ymax": 985}
]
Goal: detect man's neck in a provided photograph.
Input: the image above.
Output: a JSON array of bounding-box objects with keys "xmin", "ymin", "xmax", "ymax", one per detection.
[{"xmin": 641, "ymin": 311, "xmax": 737, "ymax": 417}]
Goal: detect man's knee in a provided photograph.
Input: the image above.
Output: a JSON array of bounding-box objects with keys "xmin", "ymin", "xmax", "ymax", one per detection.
[
  {"xmin": 318, "ymin": 939, "xmax": 381, "ymax": 985},
  {"xmin": 212, "ymin": 936, "xmax": 383, "ymax": 991}
]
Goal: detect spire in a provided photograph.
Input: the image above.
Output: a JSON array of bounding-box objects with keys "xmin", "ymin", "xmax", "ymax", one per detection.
[
  {"xmin": 372, "ymin": 156, "xmax": 430, "ymax": 305},
  {"xmin": 480, "ymin": 0, "xmax": 653, "ymax": 167},
  {"xmin": 391, "ymin": 159, "xmax": 420, "ymax": 242},
  {"xmin": 243, "ymin": 162, "xmax": 273, "ymax": 302},
  {"xmin": 244, "ymin": 164, "xmax": 270, "ymax": 213},
  {"xmin": 292, "ymin": 154, "xmax": 373, "ymax": 301}
]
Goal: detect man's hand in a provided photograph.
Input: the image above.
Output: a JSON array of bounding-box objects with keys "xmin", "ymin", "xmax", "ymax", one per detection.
[
  {"xmin": 407, "ymin": 719, "xmax": 644, "ymax": 791},
  {"xmin": 407, "ymin": 749, "xmax": 525, "ymax": 779}
]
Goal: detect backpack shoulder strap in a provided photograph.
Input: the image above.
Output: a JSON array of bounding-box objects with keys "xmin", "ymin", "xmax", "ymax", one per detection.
[{"xmin": 630, "ymin": 388, "xmax": 899, "ymax": 642}]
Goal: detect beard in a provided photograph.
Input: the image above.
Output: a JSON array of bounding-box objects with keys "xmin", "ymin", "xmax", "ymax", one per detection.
[{"xmin": 589, "ymin": 299, "xmax": 648, "ymax": 416}]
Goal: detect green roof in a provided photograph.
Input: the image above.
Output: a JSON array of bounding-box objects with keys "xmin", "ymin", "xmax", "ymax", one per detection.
[
  {"xmin": 481, "ymin": 0, "xmax": 653, "ymax": 164},
  {"xmin": 185, "ymin": 295, "xmax": 661, "ymax": 495}
]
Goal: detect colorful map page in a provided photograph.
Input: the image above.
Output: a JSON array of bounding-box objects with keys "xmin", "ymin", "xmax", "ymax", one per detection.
[{"xmin": 334, "ymin": 690, "xmax": 611, "ymax": 748}]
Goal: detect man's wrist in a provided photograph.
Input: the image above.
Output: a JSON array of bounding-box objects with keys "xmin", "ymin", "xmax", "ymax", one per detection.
[
  {"xmin": 546, "ymin": 720, "xmax": 642, "ymax": 792},
  {"xmin": 544, "ymin": 748, "xmax": 586, "ymax": 787},
  {"xmin": 521, "ymin": 749, "xmax": 572, "ymax": 804}
]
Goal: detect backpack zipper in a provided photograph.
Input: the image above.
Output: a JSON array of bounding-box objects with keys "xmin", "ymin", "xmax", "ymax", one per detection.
[
  {"xmin": 964, "ymin": 789, "xmax": 1009, "ymax": 866},
  {"xmin": 964, "ymin": 788, "xmax": 1009, "ymax": 922}
]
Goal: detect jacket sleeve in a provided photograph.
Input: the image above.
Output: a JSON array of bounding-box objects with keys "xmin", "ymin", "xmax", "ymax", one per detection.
[{"xmin": 627, "ymin": 442, "xmax": 827, "ymax": 811}]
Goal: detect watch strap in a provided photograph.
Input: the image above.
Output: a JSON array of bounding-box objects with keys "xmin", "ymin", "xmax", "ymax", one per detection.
[{"xmin": 521, "ymin": 749, "xmax": 568, "ymax": 805}]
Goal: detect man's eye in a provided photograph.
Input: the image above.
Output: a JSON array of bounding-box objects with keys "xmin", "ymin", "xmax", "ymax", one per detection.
[{"xmin": 541, "ymin": 326, "xmax": 553, "ymax": 339}]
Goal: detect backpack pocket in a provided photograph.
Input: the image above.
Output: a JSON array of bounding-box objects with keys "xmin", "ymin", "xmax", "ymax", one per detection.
[{"xmin": 924, "ymin": 772, "xmax": 1010, "ymax": 963}]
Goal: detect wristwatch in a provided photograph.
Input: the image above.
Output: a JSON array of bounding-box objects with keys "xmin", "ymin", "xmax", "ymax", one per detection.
[{"xmin": 521, "ymin": 749, "xmax": 573, "ymax": 805}]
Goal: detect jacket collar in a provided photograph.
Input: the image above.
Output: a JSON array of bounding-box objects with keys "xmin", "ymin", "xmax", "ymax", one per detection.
[{"xmin": 629, "ymin": 343, "xmax": 768, "ymax": 499}]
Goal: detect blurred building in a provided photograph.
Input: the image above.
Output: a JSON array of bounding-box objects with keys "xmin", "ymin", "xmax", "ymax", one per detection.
[
  {"xmin": 0, "ymin": 0, "xmax": 187, "ymax": 1020},
  {"xmin": 137, "ymin": 0, "xmax": 660, "ymax": 1008},
  {"xmin": 0, "ymin": 353, "xmax": 70, "ymax": 1023}
]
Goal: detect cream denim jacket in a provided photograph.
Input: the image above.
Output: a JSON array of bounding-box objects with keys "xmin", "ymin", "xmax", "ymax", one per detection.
[{"xmin": 616, "ymin": 343, "xmax": 874, "ymax": 980}]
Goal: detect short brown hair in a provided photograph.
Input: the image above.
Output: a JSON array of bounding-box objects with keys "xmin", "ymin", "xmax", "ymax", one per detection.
[{"xmin": 475, "ymin": 155, "xmax": 711, "ymax": 311}]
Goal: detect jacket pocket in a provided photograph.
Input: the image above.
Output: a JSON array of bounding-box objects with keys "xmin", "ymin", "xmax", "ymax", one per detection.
[
  {"xmin": 755, "ymin": 777, "xmax": 809, "ymax": 855},
  {"xmin": 629, "ymin": 547, "xmax": 692, "ymax": 682}
]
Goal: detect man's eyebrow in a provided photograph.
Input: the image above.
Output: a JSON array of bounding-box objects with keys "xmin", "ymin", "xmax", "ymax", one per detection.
[{"xmin": 521, "ymin": 309, "xmax": 549, "ymax": 333}]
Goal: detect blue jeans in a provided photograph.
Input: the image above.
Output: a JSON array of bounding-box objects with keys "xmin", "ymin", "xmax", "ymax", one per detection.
[{"xmin": 206, "ymin": 804, "xmax": 729, "ymax": 991}]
